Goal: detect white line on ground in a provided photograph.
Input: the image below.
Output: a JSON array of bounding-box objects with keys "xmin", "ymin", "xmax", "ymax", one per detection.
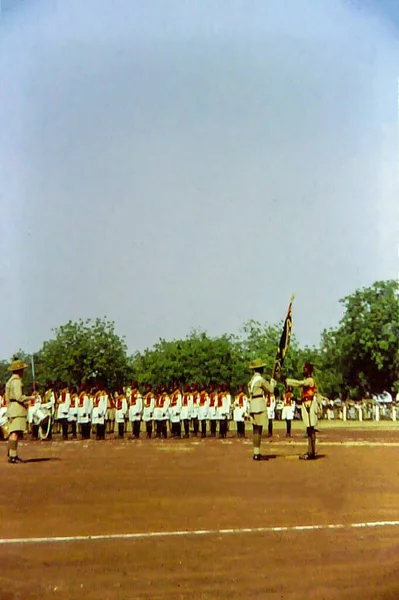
[{"xmin": 1, "ymin": 520, "xmax": 399, "ymax": 545}]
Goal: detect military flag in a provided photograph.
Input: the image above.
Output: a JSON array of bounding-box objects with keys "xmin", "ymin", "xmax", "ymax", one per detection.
[{"xmin": 272, "ymin": 295, "xmax": 294, "ymax": 380}]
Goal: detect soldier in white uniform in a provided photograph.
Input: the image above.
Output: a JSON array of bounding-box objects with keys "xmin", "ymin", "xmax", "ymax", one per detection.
[
  {"xmin": 281, "ymin": 386, "xmax": 296, "ymax": 437},
  {"xmin": 92, "ymin": 385, "xmax": 107, "ymax": 440},
  {"xmin": 266, "ymin": 392, "xmax": 276, "ymax": 437},
  {"xmin": 115, "ymin": 389, "xmax": 128, "ymax": 438},
  {"xmin": 217, "ymin": 383, "xmax": 231, "ymax": 439},
  {"xmin": 142, "ymin": 384, "xmax": 155, "ymax": 438},
  {"xmin": 233, "ymin": 384, "xmax": 248, "ymax": 438},
  {"xmin": 27, "ymin": 383, "xmax": 41, "ymax": 440},
  {"xmin": 191, "ymin": 384, "xmax": 200, "ymax": 437},
  {"xmin": 180, "ymin": 385, "xmax": 192, "ymax": 438},
  {"xmin": 128, "ymin": 381, "xmax": 143, "ymax": 439},
  {"xmin": 198, "ymin": 384, "xmax": 209, "ymax": 438},
  {"xmin": 247, "ymin": 358, "xmax": 276, "ymax": 461},
  {"xmin": 77, "ymin": 383, "xmax": 92, "ymax": 439},
  {"xmin": 169, "ymin": 382, "xmax": 182, "ymax": 438},
  {"xmin": 154, "ymin": 384, "xmax": 169, "ymax": 438},
  {"xmin": 208, "ymin": 384, "xmax": 218, "ymax": 437},
  {"xmin": 68, "ymin": 386, "xmax": 78, "ymax": 439},
  {"xmin": 56, "ymin": 382, "xmax": 71, "ymax": 440},
  {"xmin": 42, "ymin": 380, "xmax": 56, "ymax": 441}
]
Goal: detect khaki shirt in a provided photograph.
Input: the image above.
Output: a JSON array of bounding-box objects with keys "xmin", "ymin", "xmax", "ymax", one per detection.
[
  {"xmin": 5, "ymin": 374, "xmax": 29, "ymax": 418},
  {"xmin": 247, "ymin": 374, "xmax": 275, "ymax": 413}
]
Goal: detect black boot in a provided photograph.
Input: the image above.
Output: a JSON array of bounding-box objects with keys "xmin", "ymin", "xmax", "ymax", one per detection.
[
  {"xmin": 118, "ymin": 423, "xmax": 124, "ymax": 439},
  {"xmin": 193, "ymin": 418, "xmax": 199, "ymax": 437},
  {"xmin": 71, "ymin": 422, "xmax": 77, "ymax": 439},
  {"xmin": 32, "ymin": 424, "xmax": 39, "ymax": 440},
  {"xmin": 268, "ymin": 420, "xmax": 273, "ymax": 437},
  {"xmin": 286, "ymin": 420, "xmax": 292, "ymax": 437},
  {"xmin": 201, "ymin": 421, "xmax": 206, "ymax": 438},
  {"xmin": 210, "ymin": 421, "xmax": 216, "ymax": 437},
  {"xmin": 146, "ymin": 423, "xmax": 152, "ymax": 439}
]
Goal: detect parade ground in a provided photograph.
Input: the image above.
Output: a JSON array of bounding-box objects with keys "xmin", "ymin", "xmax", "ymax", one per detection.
[{"xmin": 1, "ymin": 423, "xmax": 399, "ymax": 599}]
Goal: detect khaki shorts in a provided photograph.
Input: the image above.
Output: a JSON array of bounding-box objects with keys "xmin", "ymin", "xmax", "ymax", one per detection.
[
  {"xmin": 8, "ymin": 416, "xmax": 27, "ymax": 434},
  {"xmin": 250, "ymin": 411, "xmax": 267, "ymax": 428}
]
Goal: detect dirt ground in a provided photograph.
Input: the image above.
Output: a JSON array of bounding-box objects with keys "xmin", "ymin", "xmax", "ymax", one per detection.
[{"xmin": 1, "ymin": 424, "xmax": 399, "ymax": 599}]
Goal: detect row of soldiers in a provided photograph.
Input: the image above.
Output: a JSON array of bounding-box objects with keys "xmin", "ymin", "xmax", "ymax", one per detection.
[{"xmin": 0, "ymin": 379, "xmax": 297, "ymax": 441}]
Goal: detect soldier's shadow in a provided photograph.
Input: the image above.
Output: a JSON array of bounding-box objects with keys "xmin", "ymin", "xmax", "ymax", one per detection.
[{"xmin": 23, "ymin": 458, "xmax": 61, "ymax": 463}]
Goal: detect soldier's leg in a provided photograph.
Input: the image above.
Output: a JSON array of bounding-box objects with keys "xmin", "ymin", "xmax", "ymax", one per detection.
[
  {"xmin": 193, "ymin": 418, "xmax": 199, "ymax": 437},
  {"xmin": 32, "ymin": 424, "xmax": 39, "ymax": 440},
  {"xmin": 176, "ymin": 421, "xmax": 181, "ymax": 438},
  {"xmin": 183, "ymin": 419, "xmax": 189, "ymax": 438},
  {"xmin": 71, "ymin": 422, "xmax": 77, "ymax": 438},
  {"xmin": 133, "ymin": 421, "xmax": 140, "ymax": 439},
  {"xmin": 61, "ymin": 419, "xmax": 69, "ymax": 440},
  {"xmin": 210, "ymin": 420, "xmax": 216, "ymax": 437},
  {"xmin": 286, "ymin": 419, "xmax": 292, "ymax": 437},
  {"xmin": 118, "ymin": 422, "xmax": 124, "ymax": 438},
  {"xmin": 252, "ymin": 424, "xmax": 263, "ymax": 460},
  {"xmin": 155, "ymin": 420, "xmax": 161, "ymax": 438},
  {"xmin": 201, "ymin": 420, "xmax": 206, "ymax": 438},
  {"xmin": 162, "ymin": 422, "xmax": 168, "ymax": 439},
  {"xmin": 309, "ymin": 426, "xmax": 316, "ymax": 457},
  {"xmin": 96, "ymin": 424, "xmax": 101, "ymax": 440},
  {"xmin": 268, "ymin": 419, "xmax": 273, "ymax": 437},
  {"xmin": 146, "ymin": 421, "xmax": 153, "ymax": 439}
]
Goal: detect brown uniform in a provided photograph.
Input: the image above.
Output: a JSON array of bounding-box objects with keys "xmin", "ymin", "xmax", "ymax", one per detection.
[
  {"xmin": 6, "ymin": 374, "xmax": 29, "ymax": 433},
  {"xmin": 247, "ymin": 373, "xmax": 274, "ymax": 428}
]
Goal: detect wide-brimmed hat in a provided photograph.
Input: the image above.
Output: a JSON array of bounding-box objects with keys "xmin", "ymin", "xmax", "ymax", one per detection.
[
  {"xmin": 249, "ymin": 358, "xmax": 266, "ymax": 370},
  {"xmin": 8, "ymin": 359, "xmax": 29, "ymax": 372}
]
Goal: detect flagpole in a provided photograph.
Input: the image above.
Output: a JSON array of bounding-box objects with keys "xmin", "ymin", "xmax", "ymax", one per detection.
[{"xmin": 31, "ymin": 354, "xmax": 35, "ymax": 385}]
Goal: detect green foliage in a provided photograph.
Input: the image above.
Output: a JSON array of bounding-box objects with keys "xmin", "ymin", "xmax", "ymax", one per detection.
[
  {"xmin": 36, "ymin": 318, "xmax": 130, "ymax": 389},
  {"xmin": 319, "ymin": 280, "xmax": 399, "ymax": 396}
]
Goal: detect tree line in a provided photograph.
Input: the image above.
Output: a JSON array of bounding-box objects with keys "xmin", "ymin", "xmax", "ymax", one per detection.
[{"xmin": 1, "ymin": 280, "xmax": 398, "ymax": 399}]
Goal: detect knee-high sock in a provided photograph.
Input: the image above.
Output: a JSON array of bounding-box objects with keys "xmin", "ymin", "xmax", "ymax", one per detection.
[
  {"xmin": 8, "ymin": 438, "xmax": 18, "ymax": 458},
  {"xmin": 253, "ymin": 426, "xmax": 262, "ymax": 455}
]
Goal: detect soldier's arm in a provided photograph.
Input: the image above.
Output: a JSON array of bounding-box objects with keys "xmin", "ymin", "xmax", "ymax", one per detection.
[
  {"xmin": 260, "ymin": 378, "xmax": 273, "ymax": 395},
  {"xmin": 286, "ymin": 377, "xmax": 314, "ymax": 388}
]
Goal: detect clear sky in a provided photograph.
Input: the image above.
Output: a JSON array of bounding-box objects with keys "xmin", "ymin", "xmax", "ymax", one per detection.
[{"xmin": 0, "ymin": 0, "xmax": 398, "ymax": 358}]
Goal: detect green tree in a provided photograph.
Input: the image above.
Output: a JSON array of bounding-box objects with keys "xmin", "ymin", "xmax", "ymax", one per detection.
[
  {"xmin": 37, "ymin": 318, "xmax": 130, "ymax": 389},
  {"xmin": 320, "ymin": 280, "xmax": 399, "ymax": 396}
]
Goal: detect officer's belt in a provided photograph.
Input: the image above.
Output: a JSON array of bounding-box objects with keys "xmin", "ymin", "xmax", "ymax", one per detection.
[
  {"xmin": 10, "ymin": 399, "xmax": 25, "ymax": 405},
  {"xmin": 252, "ymin": 395, "xmax": 265, "ymax": 399}
]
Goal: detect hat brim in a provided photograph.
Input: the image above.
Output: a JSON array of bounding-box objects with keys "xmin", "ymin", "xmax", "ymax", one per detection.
[{"xmin": 8, "ymin": 362, "xmax": 29, "ymax": 372}]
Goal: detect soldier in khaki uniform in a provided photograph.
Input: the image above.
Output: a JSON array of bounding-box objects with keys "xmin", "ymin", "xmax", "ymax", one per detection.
[
  {"xmin": 247, "ymin": 358, "xmax": 276, "ymax": 461},
  {"xmin": 286, "ymin": 362, "xmax": 319, "ymax": 460},
  {"xmin": 5, "ymin": 359, "xmax": 36, "ymax": 463}
]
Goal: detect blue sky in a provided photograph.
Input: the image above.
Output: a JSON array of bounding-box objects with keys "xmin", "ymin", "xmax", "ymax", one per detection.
[{"xmin": 0, "ymin": 0, "xmax": 398, "ymax": 358}]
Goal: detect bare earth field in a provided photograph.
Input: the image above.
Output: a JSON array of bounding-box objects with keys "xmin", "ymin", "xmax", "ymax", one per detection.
[{"xmin": 1, "ymin": 423, "xmax": 399, "ymax": 599}]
